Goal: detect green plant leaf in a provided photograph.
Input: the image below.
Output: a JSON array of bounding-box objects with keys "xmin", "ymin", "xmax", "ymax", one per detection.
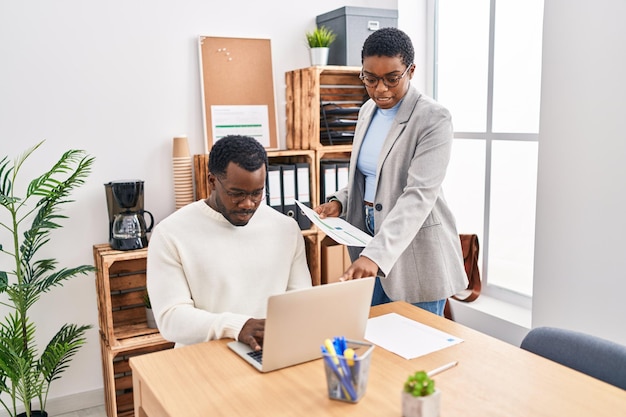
[
  {"xmin": 0, "ymin": 141, "xmax": 95, "ymax": 414},
  {"xmin": 403, "ymin": 370, "xmax": 435, "ymax": 397},
  {"xmin": 0, "ymin": 271, "xmax": 7, "ymax": 293},
  {"xmin": 306, "ymin": 25, "xmax": 337, "ymax": 48}
]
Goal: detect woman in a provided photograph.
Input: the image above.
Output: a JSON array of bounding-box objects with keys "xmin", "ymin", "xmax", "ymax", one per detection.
[{"xmin": 314, "ymin": 28, "xmax": 467, "ymax": 316}]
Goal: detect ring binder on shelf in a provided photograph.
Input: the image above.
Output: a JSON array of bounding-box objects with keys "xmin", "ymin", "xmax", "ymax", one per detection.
[
  {"xmin": 267, "ymin": 165, "xmax": 283, "ymax": 213},
  {"xmin": 294, "ymin": 162, "xmax": 312, "ymax": 230},
  {"xmin": 320, "ymin": 162, "xmax": 338, "ymax": 203},
  {"xmin": 278, "ymin": 164, "xmax": 297, "ymax": 221}
]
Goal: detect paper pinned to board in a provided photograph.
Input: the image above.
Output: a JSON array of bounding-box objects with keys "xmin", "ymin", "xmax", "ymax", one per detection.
[
  {"xmin": 365, "ymin": 313, "xmax": 464, "ymax": 360},
  {"xmin": 295, "ymin": 200, "xmax": 372, "ymax": 247}
]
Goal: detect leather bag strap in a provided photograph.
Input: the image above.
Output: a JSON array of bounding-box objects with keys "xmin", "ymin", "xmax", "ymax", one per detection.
[{"xmin": 452, "ymin": 234, "xmax": 482, "ymax": 302}]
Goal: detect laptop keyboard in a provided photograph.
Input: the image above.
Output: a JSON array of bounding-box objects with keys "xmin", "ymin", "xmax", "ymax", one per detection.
[{"xmin": 247, "ymin": 349, "xmax": 263, "ymax": 364}]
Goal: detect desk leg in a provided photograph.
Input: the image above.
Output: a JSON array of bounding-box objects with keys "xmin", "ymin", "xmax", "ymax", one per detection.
[{"xmin": 132, "ymin": 370, "xmax": 145, "ymax": 416}]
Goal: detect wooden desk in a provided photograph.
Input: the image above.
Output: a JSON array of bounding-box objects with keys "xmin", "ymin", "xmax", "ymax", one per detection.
[{"xmin": 130, "ymin": 301, "xmax": 626, "ymax": 416}]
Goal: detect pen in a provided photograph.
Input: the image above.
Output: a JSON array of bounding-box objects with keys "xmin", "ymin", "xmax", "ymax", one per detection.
[
  {"xmin": 321, "ymin": 345, "xmax": 355, "ymax": 400},
  {"xmin": 324, "ymin": 339, "xmax": 357, "ymax": 400},
  {"xmin": 427, "ymin": 361, "xmax": 458, "ymax": 378}
]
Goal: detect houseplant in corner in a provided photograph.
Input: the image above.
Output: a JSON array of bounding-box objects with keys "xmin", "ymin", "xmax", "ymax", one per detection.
[
  {"xmin": 305, "ymin": 25, "xmax": 337, "ymax": 66},
  {"xmin": 402, "ymin": 371, "xmax": 441, "ymax": 417},
  {"xmin": 0, "ymin": 141, "xmax": 95, "ymax": 417}
]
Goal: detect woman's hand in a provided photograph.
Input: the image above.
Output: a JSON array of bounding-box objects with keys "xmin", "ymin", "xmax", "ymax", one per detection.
[
  {"xmin": 313, "ymin": 200, "xmax": 342, "ymax": 218},
  {"xmin": 341, "ymin": 256, "xmax": 379, "ymax": 281}
]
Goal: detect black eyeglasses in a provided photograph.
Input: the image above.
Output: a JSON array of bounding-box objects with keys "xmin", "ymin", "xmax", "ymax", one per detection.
[
  {"xmin": 359, "ymin": 64, "xmax": 414, "ymax": 88},
  {"xmin": 215, "ymin": 176, "xmax": 266, "ymax": 204}
]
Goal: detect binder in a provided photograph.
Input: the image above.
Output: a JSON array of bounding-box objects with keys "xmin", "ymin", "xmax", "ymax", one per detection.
[
  {"xmin": 266, "ymin": 165, "xmax": 283, "ymax": 213},
  {"xmin": 294, "ymin": 162, "xmax": 312, "ymax": 230},
  {"xmin": 320, "ymin": 162, "xmax": 338, "ymax": 203},
  {"xmin": 278, "ymin": 164, "xmax": 298, "ymax": 222},
  {"xmin": 336, "ymin": 161, "xmax": 349, "ymax": 191}
]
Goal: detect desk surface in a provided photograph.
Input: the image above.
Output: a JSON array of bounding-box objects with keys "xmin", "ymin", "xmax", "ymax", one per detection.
[{"xmin": 130, "ymin": 301, "xmax": 626, "ymax": 416}]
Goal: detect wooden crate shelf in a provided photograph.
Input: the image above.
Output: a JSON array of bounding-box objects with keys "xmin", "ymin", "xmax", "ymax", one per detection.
[
  {"xmin": 94, "ymin": 243, "xmax": 174, "ymax": 417},
  {"xmin": 100, "ymin": 337, "xmax": 174, "ymax": 417},
  {"xmin": 286, "ymin": 65, "xmax": 365, "ymax": 150},
  {"xmin": 93, "ymin": 244, "xmax": 162, "ymax": 348}
]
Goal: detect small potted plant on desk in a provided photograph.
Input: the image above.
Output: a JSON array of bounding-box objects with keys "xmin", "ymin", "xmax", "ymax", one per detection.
[
  {"xmin": 402, "ymin": 371, "xmax": 441, "ymax": 417},
  {"xmin": 305, "ymin": 25, "xmax": 336, "ymax": 66},
  {"xmin": 0, "ymin": 141, "xmax": 95, "ymax": 417}
]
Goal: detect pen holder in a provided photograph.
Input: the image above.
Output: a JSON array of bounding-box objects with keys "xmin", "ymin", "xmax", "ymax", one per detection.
[{"xmin": 322, "ymin": 340, "xmax": 375, "ymax": 403}]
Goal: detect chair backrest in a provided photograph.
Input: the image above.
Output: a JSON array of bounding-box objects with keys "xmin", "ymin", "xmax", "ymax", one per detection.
[{"xmin": 520, "ymin": 326, "xmax": 626, "ymax": 390}]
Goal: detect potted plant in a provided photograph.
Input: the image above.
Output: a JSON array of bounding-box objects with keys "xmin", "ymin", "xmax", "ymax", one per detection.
[
  {"xmin": 142, "ymin": 292, "xmax": 157, "ymax": 328},
  {"xmin": 401, "ymin": 371, "xmax": 441, "ymax": 417},
  {"xmin": 0, "ymin": 141, "xmax": 95, "ymax": 417},
  {"xmin": 305, "ymin": 25, "xmax": 337, "ymax": 66}
]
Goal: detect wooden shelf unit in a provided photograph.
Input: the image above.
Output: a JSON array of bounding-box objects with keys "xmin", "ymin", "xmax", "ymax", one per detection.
[
  {"xmin": 99, "ymin": 337, "xmax": 174, "ymax": 417},
  {"xmin": 93, "ymin": 244, "xmax": 174, "ymax": 417},
  {"xmin": 286, "ymin": 65, "xmax": 365, "ymax": 150}
]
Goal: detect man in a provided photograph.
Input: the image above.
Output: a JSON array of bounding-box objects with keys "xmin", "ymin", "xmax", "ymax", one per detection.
[{"xmin": 147, "ymin": 135, "xmax": 311, "ymax": 350}]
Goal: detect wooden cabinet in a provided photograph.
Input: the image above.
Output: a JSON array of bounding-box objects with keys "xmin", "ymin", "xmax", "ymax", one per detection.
[
  {"xmin": 285, "ymin": 66, "xmax": 363, "ymax": 283},
  {"xmin": 285, "ymin": 65, "xmax": 365, "ymax": 150},
  {"xmin": 93, "ymin": 244, "xmax": 174, "ymax": 417}
]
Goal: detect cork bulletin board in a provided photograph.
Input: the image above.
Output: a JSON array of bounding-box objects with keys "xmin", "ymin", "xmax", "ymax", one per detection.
[{"xmin": 198, "ymin": 36, "xmax": 279, "ymax": 152}]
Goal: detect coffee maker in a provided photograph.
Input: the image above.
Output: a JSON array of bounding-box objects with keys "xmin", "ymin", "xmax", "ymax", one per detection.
[{"xmin": 105, "ymin": 180, "xmax": 154, "ymax": 251}]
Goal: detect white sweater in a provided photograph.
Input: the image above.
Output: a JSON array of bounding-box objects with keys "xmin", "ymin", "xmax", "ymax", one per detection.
[{"xmin": 147, "ymin": 200, "xmax": 312, "ymax": 346}]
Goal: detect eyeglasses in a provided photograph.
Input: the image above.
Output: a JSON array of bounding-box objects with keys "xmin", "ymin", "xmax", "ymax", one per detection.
[
  {"xmin": 359, "ymin": 64, "xmax": 414, "ymax": 88},
  {"xmin": 215, "ymin": 176, "xmax": 267, "ymax": 204}
]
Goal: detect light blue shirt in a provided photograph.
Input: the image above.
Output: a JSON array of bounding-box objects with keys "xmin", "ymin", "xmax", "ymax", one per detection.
[{"xmin": 357, "ymin": 102, "xmax": 401, "ymax": 202}]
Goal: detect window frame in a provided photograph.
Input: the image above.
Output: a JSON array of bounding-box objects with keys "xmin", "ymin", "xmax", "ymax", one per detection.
[{"xmin": 431, "ymin": 0, "xmax": 541, "ymax": 310}]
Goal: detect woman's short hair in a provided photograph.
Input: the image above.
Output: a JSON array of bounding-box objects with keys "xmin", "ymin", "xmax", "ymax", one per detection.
[{"xmin": 361, "ymin": 27, "xmax": 415, "ymax": 67}]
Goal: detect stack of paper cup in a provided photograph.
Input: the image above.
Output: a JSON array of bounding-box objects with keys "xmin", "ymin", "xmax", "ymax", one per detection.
[{"xmin": 172, "ymin": 135, "xmax": 194, "ymax": 209}]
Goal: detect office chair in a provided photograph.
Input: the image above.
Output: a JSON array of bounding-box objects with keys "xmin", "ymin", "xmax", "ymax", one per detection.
[{"xmin": 520, "ymin": 326, "xmax": 626, "ymax": 390}]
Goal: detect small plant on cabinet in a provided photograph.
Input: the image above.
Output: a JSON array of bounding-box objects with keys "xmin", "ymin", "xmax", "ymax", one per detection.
[{"xmin": 305, "ymin": 25, "xmax": 337, "ymax": 48}]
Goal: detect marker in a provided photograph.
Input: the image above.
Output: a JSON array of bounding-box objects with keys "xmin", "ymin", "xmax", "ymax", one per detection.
[
  {"xmin": 343, "ymin": 347, "xmax": 358, "ymax": 384},
  {"xmin": 323, "ymin": 339, "xmax": 357, "ymax": 400},
  {"xmin": 322, "ymin": 345, "xmax": 354, "ymax": 400},
  {"xmin": 344, "ymin": 348, "xmax": 356, "ymax": 367},
  {"xmin": 427, "ymin": 361, "xmax": 458, "ymax": 378}
]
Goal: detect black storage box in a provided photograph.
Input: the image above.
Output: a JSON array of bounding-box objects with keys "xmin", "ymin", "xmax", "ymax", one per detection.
[{"xmin": 316, "ymin": 6, "xmax": 398, "ymax": 66}]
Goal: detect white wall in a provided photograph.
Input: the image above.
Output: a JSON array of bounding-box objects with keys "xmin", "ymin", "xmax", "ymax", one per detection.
[
  {"xmin": 533, "ymin": 0, "xmax": 626, "ymax": 344},
  {"xmin": 1, "ymin": 0, "xmax": 410, "ymax": 411}
]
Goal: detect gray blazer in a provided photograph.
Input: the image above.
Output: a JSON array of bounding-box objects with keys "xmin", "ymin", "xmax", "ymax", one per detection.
[{"xmin": 331, "ymin": 86, "xmax": 468, "ymax": 303}]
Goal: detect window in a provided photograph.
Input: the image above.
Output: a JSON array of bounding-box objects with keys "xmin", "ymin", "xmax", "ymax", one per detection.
[{"xmin": 434, "ymin": 0, "xmax": 544, "ymax": 302}]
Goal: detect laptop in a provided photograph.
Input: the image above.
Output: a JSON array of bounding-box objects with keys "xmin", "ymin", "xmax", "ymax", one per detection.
[{"xmin": 227, "ymin": 277, "xmax": 375, "ymax": 372}]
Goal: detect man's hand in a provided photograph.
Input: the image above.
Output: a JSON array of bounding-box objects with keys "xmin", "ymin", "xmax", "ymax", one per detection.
[
  {"xmin": 341, "ymin": 256, "xmax": 379, "ymax": 281},
  {"xmin": 239, "ymin": 318, "xmax": 265, "ymax": 351},
  {"xmin": 314, "ymin": 200, "xmax": 341, "ymax": 219}
]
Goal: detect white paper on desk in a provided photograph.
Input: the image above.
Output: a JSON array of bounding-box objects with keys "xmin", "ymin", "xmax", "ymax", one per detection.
[
  {"xmin": 295, "ymin": 200, "xmax": 372, "ymax": 247},
  {"xmin": 365, "ymin": 313, "xmax": 463, "ymax": 360}
]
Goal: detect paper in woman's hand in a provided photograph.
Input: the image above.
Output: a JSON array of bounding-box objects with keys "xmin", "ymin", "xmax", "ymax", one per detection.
[{"xmin": 295, "ymin": 200, "xmax": 372, "ymax": 247}]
